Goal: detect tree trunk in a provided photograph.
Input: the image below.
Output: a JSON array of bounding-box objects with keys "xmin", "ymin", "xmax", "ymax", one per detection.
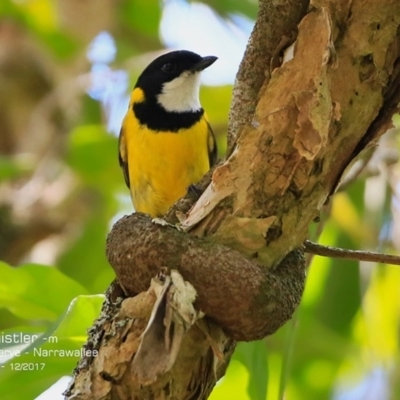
[{"xmin": 65, "ymin": 0, "xmax": 400, "ymax": 398}]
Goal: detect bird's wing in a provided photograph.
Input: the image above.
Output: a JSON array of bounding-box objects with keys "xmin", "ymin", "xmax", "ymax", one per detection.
[
  {"xmin": 206, "ymin": 120, "xmax": 218, "ymax": 167},
  {"xmin": 118, "ymin": 127, "xmax": 130, "ymax": 189}
]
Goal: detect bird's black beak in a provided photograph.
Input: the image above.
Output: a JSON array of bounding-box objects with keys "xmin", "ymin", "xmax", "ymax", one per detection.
[{"xmin": 191, "ymin": 56, "xmax": 218, "ymax": 72}]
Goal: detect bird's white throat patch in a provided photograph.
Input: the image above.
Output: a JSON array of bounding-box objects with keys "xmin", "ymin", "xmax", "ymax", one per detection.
[{"xmin": 157, "ymin": 71, "xmax": 201, "ymax": 113}]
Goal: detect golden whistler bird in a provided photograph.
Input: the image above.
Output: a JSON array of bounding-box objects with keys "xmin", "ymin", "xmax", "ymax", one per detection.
[{"xmin": 118, "ymin": 50, "xmax": 218, "ymax": 217}]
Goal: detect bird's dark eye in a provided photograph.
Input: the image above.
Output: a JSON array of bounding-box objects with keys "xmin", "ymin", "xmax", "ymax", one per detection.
[{"xmin": 161, "ymin": 63, "xmax": 176, "ymax": 73}]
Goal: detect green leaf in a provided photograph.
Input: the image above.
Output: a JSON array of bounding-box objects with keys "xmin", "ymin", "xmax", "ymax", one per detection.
[
  {"xmin": 201, "ymin": 85, "xmax": 232, "ymax": 157},
  {"xmin": 0, "ymin": 326, "xmax": 44, "ymax": 351},
  {"xmin": 58, "ymin": 214, "xmax": 115, "ymax": 293},
  {"xmin": 67, "ymin": 124, "xmax": 121, "ymax": 190},
  {"xmin": 0, "ymin": 295, "xmax": 104, "ymax": 400},
  {"xmin": 197, "ymin": 0, "xmax": 257, "ymax": 19},
  {"xmin": 119, "ymin": 0, "xmax": 162, "ymax": 36},
  {"xmin": 0, "ymin": 156, "xmax": 33, "ymax": 182},
  {"xmin": 0, "ymin": 261, "xmax": 88, "ymax": 321},
  {"xmin": 209, "ymin": 359, "xmax": 251, "ymax": 400},
  {"xmin": 0, "ymin": 0, "xmax": 28, "ymax": 23},
  {"xmin": 35, "ymin": 30, "xmax": 79, "ymax": 60},
  {"xmin": 235, "ymin": 341, "xmax": 268, "ymax": 400}
]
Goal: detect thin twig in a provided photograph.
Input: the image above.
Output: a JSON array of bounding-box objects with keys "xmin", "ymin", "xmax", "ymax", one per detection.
[{"xmin": 304, "ymin": 240, "xmax": 400, "ymax": 266}]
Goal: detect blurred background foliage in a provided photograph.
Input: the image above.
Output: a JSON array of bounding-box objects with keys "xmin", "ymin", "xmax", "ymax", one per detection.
[{"xmin": 0, "ymin": 1, "xmax": 399, "ymax": 399}]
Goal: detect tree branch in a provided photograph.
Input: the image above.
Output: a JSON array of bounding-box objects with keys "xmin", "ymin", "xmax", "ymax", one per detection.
[
  {"xmin": 228, "ymin": 0, "xmax": 309, "ymax": 154},
  {"xmin": 304, "ymin": 240, "xmax": 400, "ymax": 266}
]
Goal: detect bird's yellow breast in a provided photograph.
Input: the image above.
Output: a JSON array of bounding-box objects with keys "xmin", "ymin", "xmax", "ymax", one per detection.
[{"xmin": 121, "ymin": 89, "xmax": 211, "ymax": 217}]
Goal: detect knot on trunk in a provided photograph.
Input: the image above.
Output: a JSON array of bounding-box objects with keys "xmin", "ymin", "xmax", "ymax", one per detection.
[{"xmin": 106, "ymin": 213, "xmax": 306, "ymax": 341}]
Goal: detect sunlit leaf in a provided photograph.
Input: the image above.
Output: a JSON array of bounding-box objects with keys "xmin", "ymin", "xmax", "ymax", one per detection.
[
  {"xmin": 353, "ymin": 264, "xmax": 400, "ymax": 361},
  {"xmin": 235, "ymin": 341, "xmax": 268, "ymax": 400},
  {"xmin": 209, "ymin": 359, "xmax": 251, "ymax": 400},
  {"xmin": 0, "ymin": 262, "xmax": 88, "ymax": 321},
  {"xmin": 0, "ymin": 295, "xmax": 104, "ymax": 400}
]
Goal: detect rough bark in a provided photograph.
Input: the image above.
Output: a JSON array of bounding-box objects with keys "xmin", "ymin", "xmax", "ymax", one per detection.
[
  {"xmin": 183, "ymin": 0, "xmax": 400, "ymax": 267},
  {"xmin": 66, "ymin": 0, "xmax": 400, "ymax": 399},
  {"xmin": 228, "ymin": 0, "xmax": 310, "ymax": 153},
  {"xmin": 106, "ymin": 214, "xmax": 305, "ymax": 341},
  {"xmin": 65, "ymin": 281, "xmax": 235, "ymax": 400}
]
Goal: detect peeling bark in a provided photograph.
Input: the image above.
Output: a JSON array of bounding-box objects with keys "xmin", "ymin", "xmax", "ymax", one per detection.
[
  {"xmin": 64, "ymin": 281, "xmax": 234, "ymax": 400},
  {"xmin": 228, "ymin": 0, "xmax": 310, "ymax": 153},
  {"xmin": 66, "ymin": 0, "xmax": 400, "ymax": 399},
  {"xmin": 183, "ymin": 0, "xmax": 400, "ymax": 267}
]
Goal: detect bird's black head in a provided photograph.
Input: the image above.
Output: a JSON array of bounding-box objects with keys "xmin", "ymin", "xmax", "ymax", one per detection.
[{"xmin": 135, "ymin": 50, "xmax": 217, "ymax": 112}]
